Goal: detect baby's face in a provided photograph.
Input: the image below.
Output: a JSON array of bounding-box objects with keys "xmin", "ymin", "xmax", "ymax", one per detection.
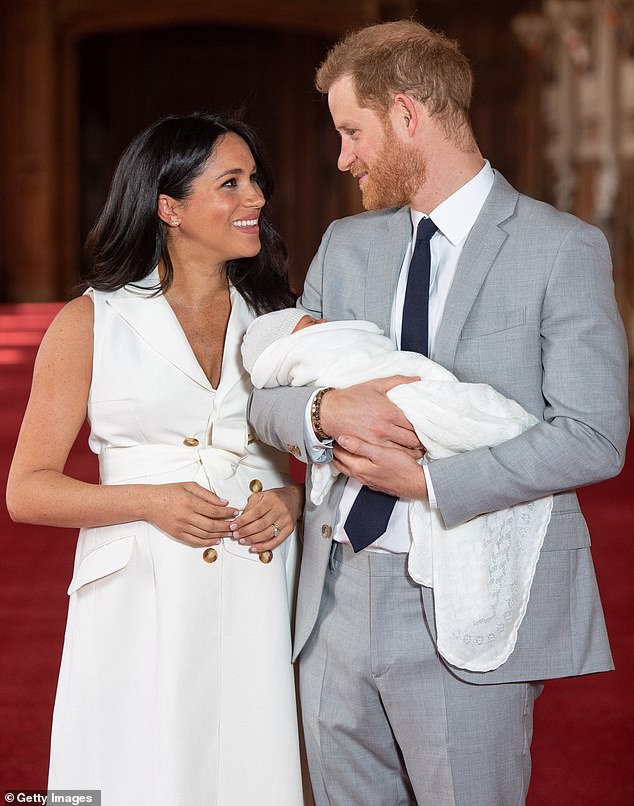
[{"xmin": 292, "ymin": 315, "xmax": 327, "ymax": 333}]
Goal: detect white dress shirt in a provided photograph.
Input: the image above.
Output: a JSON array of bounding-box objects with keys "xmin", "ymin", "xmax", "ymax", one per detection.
[{"xmin": 305, "ymin": 160, "xmax": 495, "ymax": 552}]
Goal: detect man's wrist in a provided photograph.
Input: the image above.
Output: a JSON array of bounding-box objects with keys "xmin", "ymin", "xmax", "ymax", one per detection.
[{"xmin": 311, "ymin": 387, "xmax": 335, "ymax": 441}]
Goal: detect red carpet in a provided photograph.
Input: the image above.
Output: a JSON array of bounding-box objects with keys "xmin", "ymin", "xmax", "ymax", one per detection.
[{"xmin": 1, "ymin": 303, "xmax": 632, "ymax": 803}]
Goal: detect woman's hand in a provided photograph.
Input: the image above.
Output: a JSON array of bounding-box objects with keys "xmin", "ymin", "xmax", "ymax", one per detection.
[
  {"xmin": 229, "ymin": 484, "xmax": 304, "ymax": 553},
  {"xmin": 144, "ymin": 482, "xmax": 240, "ymax": 548}
]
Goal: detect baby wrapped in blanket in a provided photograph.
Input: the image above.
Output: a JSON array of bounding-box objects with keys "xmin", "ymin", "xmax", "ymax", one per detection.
[{"xmin": 242, "ymin": 309, "xmax": 553, "ymax": 672}]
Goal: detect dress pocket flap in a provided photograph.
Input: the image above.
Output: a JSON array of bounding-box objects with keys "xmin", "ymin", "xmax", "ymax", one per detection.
[{"xmin": 67, "ymin": 534, "xmax": 136, "ymax": 595}]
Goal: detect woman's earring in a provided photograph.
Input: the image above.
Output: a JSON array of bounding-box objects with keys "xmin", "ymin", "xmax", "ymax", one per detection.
[{"xmin": 170, "ymin": 219, "xmax": 180, "ymax": 226}]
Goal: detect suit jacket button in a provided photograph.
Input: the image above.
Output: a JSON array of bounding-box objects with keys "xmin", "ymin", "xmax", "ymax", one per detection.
[
  {"xmin": 183, "ymin": 437, "xmax": 199, "ymax": 447},
  {"xmin": 249, "ymin": 479, "xmax": 263, "ymax": 493},
  {"xmin": 321, "ymin": 524, "xmax": 332, "ymax": 539},
  {"xmin": 202, "ymin": 548, "xmax": 218, "ymax": 563},
  {"xmin": 259, "ymin": 550, "xmax": 273, "ymax": 564}
]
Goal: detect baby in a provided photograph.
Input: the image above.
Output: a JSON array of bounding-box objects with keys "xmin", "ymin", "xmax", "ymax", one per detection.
[
  {"xmin": 242, "ymin": 308, "xmax": 553, "ymax": 673},
  {"xmin": 242, "ymin": 308, "xmax": 540, "ymax": 464}
]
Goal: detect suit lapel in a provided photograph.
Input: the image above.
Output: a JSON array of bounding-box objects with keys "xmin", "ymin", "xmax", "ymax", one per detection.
[
  {"xmin": 365, "ymin": 207, "xmax": 412, "ymax": 334},
  {"xmin": 433, "ymin": 173, "xmax": 519, "ymax": 371}
]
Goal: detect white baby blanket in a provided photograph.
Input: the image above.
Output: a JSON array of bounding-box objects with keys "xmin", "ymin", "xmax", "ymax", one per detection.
[{"xmin": 246, "ymin": 319, "xmax": 553, "ymax": 671}]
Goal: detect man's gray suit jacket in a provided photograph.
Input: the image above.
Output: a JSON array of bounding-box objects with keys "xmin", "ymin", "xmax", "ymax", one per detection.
[{"xmin": 249, "ymin": 171, "xmax": 630, "ymax": 684}]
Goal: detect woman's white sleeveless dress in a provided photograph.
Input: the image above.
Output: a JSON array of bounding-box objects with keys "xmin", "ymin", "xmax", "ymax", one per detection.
[{"xmin": 48, "ymin": 272, "xmax": 303, "ymax": 805}]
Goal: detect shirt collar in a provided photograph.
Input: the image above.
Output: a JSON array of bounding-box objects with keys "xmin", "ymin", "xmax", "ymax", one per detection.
[{"xmin": 409, "ymin": 160, "xmax": 495, "ymax": 247}]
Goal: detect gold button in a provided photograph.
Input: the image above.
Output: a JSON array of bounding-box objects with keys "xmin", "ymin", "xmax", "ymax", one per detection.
[
  {"xmin": 249, "ymin": 479, "xmax": 263, "ymax": 493},
  {"xmin": 259, "ymin": 550, "xmax": 273, "ymax": 564},
  {"xmin": 321, "ymin": 524, "xmax": 332, "ymax": 539},
  {"xmin": 202, "ymin": 548, "xmax": 218, "ymax": 563},
  {"xmin": 183, "ymin": 437, "xmax": 199, "ymax": 447}
]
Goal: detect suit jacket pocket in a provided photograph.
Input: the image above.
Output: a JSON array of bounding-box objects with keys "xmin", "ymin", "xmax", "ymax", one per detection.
[
  {"xmin": 540, "ymin": 511, "xmax": 591, "ymax": 551},
  {"xmin": 460, "ymin": 306, "xmax": 526, "ymax": 340},
  {"xmin": 67, "ymin": 532, "xmax": 136, "ymax": 595}
]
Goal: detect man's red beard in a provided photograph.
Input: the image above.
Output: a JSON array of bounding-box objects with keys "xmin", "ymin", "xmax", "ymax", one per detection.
[{"xmin": 352, "ymin": 123, "xmax": 427, "ymax": 210}]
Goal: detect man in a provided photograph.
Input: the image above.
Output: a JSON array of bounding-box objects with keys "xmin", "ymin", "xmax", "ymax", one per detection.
[{"xmin": 250, "ymin": 19, "xmax": 629, "ymax": 806}]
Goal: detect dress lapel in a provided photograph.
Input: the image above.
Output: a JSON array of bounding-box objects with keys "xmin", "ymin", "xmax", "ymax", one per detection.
[
  {"xmin": 106, "ymin": 269, "xmax": 213, "ymax": 392},
  {"xmin": 213, "ymin": 286, "xmax": 253, "ymax": 405},
  {"xmin": 433, "ymin": 172, "xmax": 519, "ymax": 371},
  {"xmin": 364, "ymin": 207, "xmax": 412, "ymax": 335}
]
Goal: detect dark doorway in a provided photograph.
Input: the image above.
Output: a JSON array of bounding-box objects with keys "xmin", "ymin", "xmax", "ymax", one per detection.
[{"xmin": 79, "ymin": 24, "xmax": 344, "ymax": 290}]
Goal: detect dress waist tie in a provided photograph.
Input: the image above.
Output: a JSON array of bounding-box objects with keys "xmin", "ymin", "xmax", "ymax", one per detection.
[{"xmin": 98, "ymin": 444, "xmax": 242, "ymax": 487}]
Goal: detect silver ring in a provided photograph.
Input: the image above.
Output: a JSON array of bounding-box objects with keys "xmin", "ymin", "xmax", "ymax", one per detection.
[{"xmin": 272, "ymin": 523, "xmax": 281, "ymax": 538}]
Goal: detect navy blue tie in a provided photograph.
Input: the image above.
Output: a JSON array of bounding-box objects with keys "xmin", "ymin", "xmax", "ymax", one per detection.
[{"xmin": 344, "ymin": 217, "xmax": 437, "ymax": 552}]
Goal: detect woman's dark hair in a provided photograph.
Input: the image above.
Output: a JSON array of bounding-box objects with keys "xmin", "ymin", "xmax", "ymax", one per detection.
[{"xmin": 83, "ymin": 112, "xmax": 295, "ymax": 314}]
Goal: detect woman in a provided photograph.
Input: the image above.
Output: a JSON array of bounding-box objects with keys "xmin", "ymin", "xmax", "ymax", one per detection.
[{"xmin": 6, "ymin": 113, "xmax": 305, "ymax": 805}]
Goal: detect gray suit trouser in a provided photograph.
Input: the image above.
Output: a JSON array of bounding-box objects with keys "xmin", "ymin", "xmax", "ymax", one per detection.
[{"xmin": 299, "ymin": 543, "xmax": 543, "ymax": 806}]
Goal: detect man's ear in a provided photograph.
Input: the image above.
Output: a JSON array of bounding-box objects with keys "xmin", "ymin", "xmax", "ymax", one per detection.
[
  {"xmin": 392, "ymin": 93, "xmax": 419, "ymax": 138},
  {"xmin": 158, "ymin": 194, "xmax": 181, "ymax": 227}
]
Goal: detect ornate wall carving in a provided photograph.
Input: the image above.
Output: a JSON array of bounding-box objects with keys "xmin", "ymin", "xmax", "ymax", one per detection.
[{"xmin": 514, "ymin": 0, "xmax": 634, "ymax": 353}]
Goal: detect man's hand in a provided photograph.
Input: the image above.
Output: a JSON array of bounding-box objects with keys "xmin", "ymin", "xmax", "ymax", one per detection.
[
  {"xmin": 320, "ymin": 376, "xmax": 422, "ymax": 450},
  {"xmin": 333, "ymin": 436, "xmax": 428, "ymax": 500}
]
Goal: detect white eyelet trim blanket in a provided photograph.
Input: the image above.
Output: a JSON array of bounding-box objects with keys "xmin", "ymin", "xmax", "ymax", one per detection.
[{"xmin": 244, "ymin": 318, "xmax": 553, "ymax": 671}]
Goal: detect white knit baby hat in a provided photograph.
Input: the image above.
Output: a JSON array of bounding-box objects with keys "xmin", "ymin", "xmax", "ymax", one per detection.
[{"xmin": 241, "ymin": 308, "xmax": 310, "ymax": 373}]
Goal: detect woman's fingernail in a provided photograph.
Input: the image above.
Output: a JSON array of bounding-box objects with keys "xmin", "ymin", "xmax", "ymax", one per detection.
[
  {"xmin": 338, "ymin": 436, "xmax": 350, "ymax": 448},
  {"xmin": 229, "ymin": 523, "xmax": 238, "ymax": 531},
  {"xmin": 232, "ymin": 510, "xmax": 240, "ymax": 517},
  {"xmin": 239, "ymin": 538, "xmax": 247, "ymax": 545}
]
